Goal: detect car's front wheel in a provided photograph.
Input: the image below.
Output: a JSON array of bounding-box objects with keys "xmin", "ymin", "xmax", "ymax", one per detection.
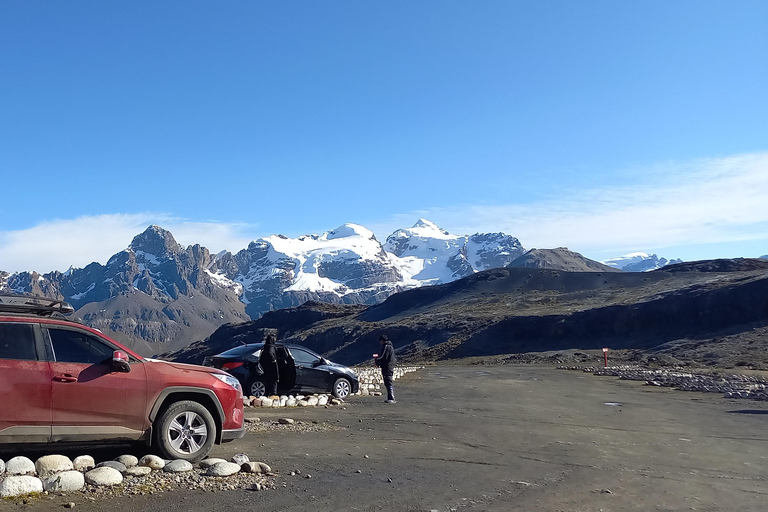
[
  {"xmin": 332, "ymin": 377, "xmax": 352, "ymax": 399},
  {"xmin": 154, "ymin": 400, "xmax": 216, "ymax": 462},
  {"xmin": 246, "ymin": 376, "xmax": 266, "ymax": 398}
]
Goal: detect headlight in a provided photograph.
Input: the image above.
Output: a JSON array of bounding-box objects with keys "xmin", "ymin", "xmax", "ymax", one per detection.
[{"xmin": 212, "ymin": 373, "xmax": 243, "ymax": 395}]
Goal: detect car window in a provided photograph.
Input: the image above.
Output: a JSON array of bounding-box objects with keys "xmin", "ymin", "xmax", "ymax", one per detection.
[
  {"xmin": 290, "ymin": 348, "xmax": 319, "ymax": 365},
  {"xmin": 47, "ymin": 328, "xmax": 113, "ymax": 364},
  {"xmin": 219, "ymin": 344, "xmax": 260, "ymax": 357},
  {"xmin": 0, "ymin": 323, "xmax": 37, "ymax": 361}
]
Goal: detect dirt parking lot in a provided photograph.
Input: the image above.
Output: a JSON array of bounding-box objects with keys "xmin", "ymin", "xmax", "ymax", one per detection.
[{"xmin": 2, "ymin": 365, "xmax": 767, "ymax": 511}]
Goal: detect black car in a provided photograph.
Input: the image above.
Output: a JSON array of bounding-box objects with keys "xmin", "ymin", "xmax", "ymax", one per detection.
[{"xmin": 203, "ymin": 343, "xmax": 359, "ymax": 399}]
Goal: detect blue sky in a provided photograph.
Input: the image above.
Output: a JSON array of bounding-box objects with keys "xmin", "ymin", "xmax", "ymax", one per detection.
[{"xmin": 1, "ymin": 1, "xmax": 767, "ymax": 273}]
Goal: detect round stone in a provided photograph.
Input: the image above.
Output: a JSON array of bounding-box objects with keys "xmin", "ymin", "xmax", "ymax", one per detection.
[
  {"xmin": 198, "ymin": 458, "xmax": 228, "ymax": 469},
  {"xmin": 72, "ymin": 455, "xmax": 95, "ymax": 472},
  {"xmin": 240, "ymin": 461, "xmax": 271, "ymax": 474},
  {"xmin": 96, "ymin": 461, "xmax": 126, "ymax": 473},
  {"xmin": 0, "ymin": 459, "xmax": 5, "ymax": 474},
  {"xmin": 114, "ymin": 455, "xmax": 139, "ymax": 468},
  {"xmin": 85, "ymin": 467, "xmax": 123, "ymax": 487},
  {"xmin": 163, "ymin": 460, "xmax": 193, "ymax": 473},
  {"xmin": 124, "ymin": 466, "xmax": 152, "ymax": 477},
  {"xmin": 42, "ymin": 471, "xmax": 85, "ymax": 493},
  {"xmin": 35, "ymin": 455, "xmax": 74, "ymax": 478},
  {"xmin": 205, "ymin": 462, "xmax": 241, "ymax": 477},
  {"xmin": 138, "ymin": 455, "xmax": 165, "ymax": 470},
  {"xmin": 6, "ymin": 456, "xmax": 36, "ymax": 476},
  {"xmin": 0, "ymin": 475, "xmax": 44, "ymax": 497},
  {"xmin": 231, "ymin": 453, "xmax": 249, "ymax": 465},
  {"xmin": 307, "ymin": 396, "xmax": 319, "ymax": 406}
]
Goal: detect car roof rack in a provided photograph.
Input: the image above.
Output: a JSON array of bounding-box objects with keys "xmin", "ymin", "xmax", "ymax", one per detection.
[{"xmin": 0, "ymin": 295, "xmax": 75, "ymax": 317}]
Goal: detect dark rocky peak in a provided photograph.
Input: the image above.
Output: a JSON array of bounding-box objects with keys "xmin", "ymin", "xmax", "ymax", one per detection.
[
  {"xmin": 508, "ymin": 248, "xmax": 621, "ymax": 273},
  {"xmin": 657, "ymin": 258, "xmax": 768, "ymax": 273},
  {"xmin": 129, "ymin": 225, "xmax": 183, "ymax": 261}
]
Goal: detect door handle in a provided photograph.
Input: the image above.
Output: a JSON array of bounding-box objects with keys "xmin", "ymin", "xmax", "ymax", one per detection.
[{"xmin": 53, "ymin": 375, "xmax": 78, "ymax": 383}]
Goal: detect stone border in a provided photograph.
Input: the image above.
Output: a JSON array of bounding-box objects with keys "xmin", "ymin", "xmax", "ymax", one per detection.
[{"xmin": 558, "ymin": 365, "xmax": 768, "ymax": 400}]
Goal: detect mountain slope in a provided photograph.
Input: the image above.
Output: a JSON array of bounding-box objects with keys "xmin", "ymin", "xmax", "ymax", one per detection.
[{"xmin": 602, "ymin": 252, "xmax": 683, "ymax": 271}]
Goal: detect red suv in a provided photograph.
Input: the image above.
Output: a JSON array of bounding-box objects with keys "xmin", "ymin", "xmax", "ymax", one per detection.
[{"xmin": 0, "ymin": 295, "xmax": 245, "ymax": 462}]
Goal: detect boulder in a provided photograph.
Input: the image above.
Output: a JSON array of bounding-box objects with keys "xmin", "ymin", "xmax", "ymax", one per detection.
[
  {"xmin": 114, "ymin": 455, "xmax": 139, "ymax": 468},
  {"xmin": 138, "ymin": 455, "xmax": 165, "ymax": 470},
  {"xmin": 35, "ymin": 455, "xmax": 74, "ymax": 478},
  {"xmin": 231, "ymin": 453, "xmax": 249, "ymax": 465},
  {"xmin": 307, "ymin": 396, "xmax": 319, "ymax": 406},
  {"xmin": 199, "ymin": 458, "xmax": 228, "ymax": 469},
  {"xmin": 6, "ymin": 456, "xmax": 36, "ymax": 475},
  {"xmin": 0, "ymin": 475, "xmax": 43, "ymax": 497},
  {"xmin": 84, "ymin": 467, "xmax": 123, "ymax": 487},
  {"xmin": 124, "ymin": 466, "xmax": 152, "ymax": 477},
  {"xmin": 163, "ymin": 460, "xmax": 193, "ymax": 473},
  {"xmin": 240, "ymin": 461, "xmax": 271, "ymax": 474},
  {"xmin": 97, "ymin": 461, "xmax": 126, "ymax": 473},
  {"xmin": 42, "ymin": 471, "xmax": 85, "ymax": 493},
  {"xmin": 0, "ymin": 459, "xmax": 5, "ymax": 474},
  {"xmin": 205, "ymin": 462, "xmax": 241, "ymax": 477},
  {"xmin": 73, "ymin": 455, "xmax": 95, "ymax": 472}
]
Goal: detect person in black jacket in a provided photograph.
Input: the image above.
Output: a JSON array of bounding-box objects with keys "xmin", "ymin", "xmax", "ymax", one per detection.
[
  {"xmin": 259, "ymin": 334, "xmax": 279, "ymax": 396},
  {"xmin": 374, "ymin": 334, "xmax": 396, "ymax": 403}
]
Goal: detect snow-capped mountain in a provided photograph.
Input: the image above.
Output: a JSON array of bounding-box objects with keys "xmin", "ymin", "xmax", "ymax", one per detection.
[
  {"xmin": 384, "ymin": 218, "xmax": 525, "ymax": 285},
  {"xmin": 601, "ymin": 252, "xmax": 683, "ymax": 272},
  {"xmin": 208, "ymin": 219, "xmax": 525, "ymax": 318}
]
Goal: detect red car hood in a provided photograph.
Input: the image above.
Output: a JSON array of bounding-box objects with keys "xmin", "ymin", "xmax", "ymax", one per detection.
[{"xmin": 145, "ymin": 358, "xmax": 226, "ymax": 375}]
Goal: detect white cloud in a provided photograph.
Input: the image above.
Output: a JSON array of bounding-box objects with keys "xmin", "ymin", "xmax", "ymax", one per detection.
[
  {"xmin": 371, "ymin": 152, "xmax": 768, "ymax": 260},
  {"xmin": 0, "ymin": 214, "xmax": 258, "ymax": 274}
]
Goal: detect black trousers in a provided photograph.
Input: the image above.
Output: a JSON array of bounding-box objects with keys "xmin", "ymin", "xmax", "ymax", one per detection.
[
  {"xmin": 264, "ymin": 378, "xmax": 278, "ymax": 396},
  {"xmin": 383, "ymin": 374, "xmax": 395, "ymax": 401}
]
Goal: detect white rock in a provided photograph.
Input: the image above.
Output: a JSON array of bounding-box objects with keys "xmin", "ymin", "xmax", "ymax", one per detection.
[
  {"xmin": 97, "ymin": 461, "xmax": 126, "ymax": 473},
  {"xmin": 199, "ymin": 458, "xmax": 228, "ymax": 469},
  {"xmin": 114, "ymin": 455, "xmax": 138, "ymax": 468},
  {"xmin": 163, "ymin": 460, "xmax": 193, "ymax": 473},
  {"xmin": 0, "ymin": 459, "xmax": 5, "ymax": 474},
  {"xmin": 231, "ymin": 453, "xmax": 249, "ymax": 465},
  {"xmin": 307, "ymin": 396, "xmax": 319, "ymax": 406},
  {"xmin": 241, "ymin": 461, "xmax": 271, "ymax": 474},
  {"xmin": 84, "ymin": 467, "xmax": 123, "ymax": 487},
  {"xmin": 286, "ymin": 398, "xmax": 297, "ymax": 407},
  {"xmin": 42, "ymin": 471, "xmax": 85, "ymax": 493},
  {"xmin": 35, "ymin": 455, "xmax": 74, "ymax": 478},
  {"xmin": 317, "ymin": 396, "xmax": 328, "ymax": 406},
  {"xmin": 138, "ymin": 455, "xmax": 165, "ymax": 470},
  {"xmin": 260, "ymin": 397, "xmax": 273, "ymax": 407},
  {"xmin": 206, "ymin": 462, "xmax": 241, "ymax": 477},
  {"xmin": 278, "ymin": 418, "xmax": 294, "ymax": 425},
  {"xmin": 124, "ymin": 466, "xmax": 152, "ymax": 477},
  {"xmin": 72, "ymin": 455, "xmax": 95, "ymax": 472},
  {"xmin": 0, "ymin": 475, "xmax": 43, "ymax": 497},
  {"xmin": 6, "ymin": 456, "xmax": 36, "ymax": 475},
  {"xmin": 298, "ymin": 400, "xmax": 309, "ymax": 407}
]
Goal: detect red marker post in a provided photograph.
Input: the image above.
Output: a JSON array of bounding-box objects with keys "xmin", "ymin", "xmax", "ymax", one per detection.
[{"xmin": 602, "ymin": 348, "xmax": 609, "ymax": 367}]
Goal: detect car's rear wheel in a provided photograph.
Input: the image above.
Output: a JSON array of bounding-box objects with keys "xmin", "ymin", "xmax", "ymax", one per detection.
[
  {"xmin": 332, "ymin": 377, "xmax": 351, "ymax": 399},
  {"xmin": 154, "ymin": 400, "xmax": 216, "ymax": 462},
  {"xmin": 246, "ymin": 376, "xmax": 266, "ymax": 398}
]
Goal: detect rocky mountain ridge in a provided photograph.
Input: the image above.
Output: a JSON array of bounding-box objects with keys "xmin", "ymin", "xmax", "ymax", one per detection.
[{"xmin": 0, "ymin": 220, "xmax": 527, "ymax": 353}]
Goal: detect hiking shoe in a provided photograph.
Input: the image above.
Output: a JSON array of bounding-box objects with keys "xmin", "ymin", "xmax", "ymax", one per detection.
[{"xmin": 385, "ymin": 399, "xmax": 396, "ymax": 404}]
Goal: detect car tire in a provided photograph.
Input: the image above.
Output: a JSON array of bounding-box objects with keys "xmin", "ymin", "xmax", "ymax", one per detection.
[
  {"xmin": 246, "ymin": 376, "xmax": 266, "ymax": 398},
  {"xmin": 154, "ymin": 400, "xmax": 216, "ymax": 462},
  {"xmin": 332, "ymin": 377, "xmax": 351, "ymax": 399}
]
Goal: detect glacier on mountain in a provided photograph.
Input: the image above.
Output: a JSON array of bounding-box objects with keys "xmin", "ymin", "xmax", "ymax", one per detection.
[{"xmin": 601, "ymin": 252, "xmax": 683, "ymax": 272}]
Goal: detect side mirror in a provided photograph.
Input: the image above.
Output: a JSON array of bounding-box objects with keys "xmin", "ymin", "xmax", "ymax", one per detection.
[{"xmin": 112, "ymin": 350, "xmax": 131, "ymax": 373}]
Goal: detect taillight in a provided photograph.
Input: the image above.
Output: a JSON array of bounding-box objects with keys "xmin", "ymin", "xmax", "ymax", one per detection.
[{"xmin": 222, "ymin": 361, "xmax": 244, "ymax": 371}]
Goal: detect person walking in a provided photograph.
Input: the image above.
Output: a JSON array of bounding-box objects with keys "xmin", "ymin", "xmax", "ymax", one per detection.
[
  {"xmin": 259, "ymin": 333, "xmax": 279, "ymax": 396},
  {"xmin": 374, "ymin": 334, "xmax": 396, "ymax": 403}
]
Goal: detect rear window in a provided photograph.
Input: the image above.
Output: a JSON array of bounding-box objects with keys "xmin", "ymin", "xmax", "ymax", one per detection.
[
  {"xmin": 219, "ymin": 344, "xmax": 261, "ymax": 357},
  {"xmin": 0, "ymin": 323, "xmax": 37, "ymax": 361}
]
